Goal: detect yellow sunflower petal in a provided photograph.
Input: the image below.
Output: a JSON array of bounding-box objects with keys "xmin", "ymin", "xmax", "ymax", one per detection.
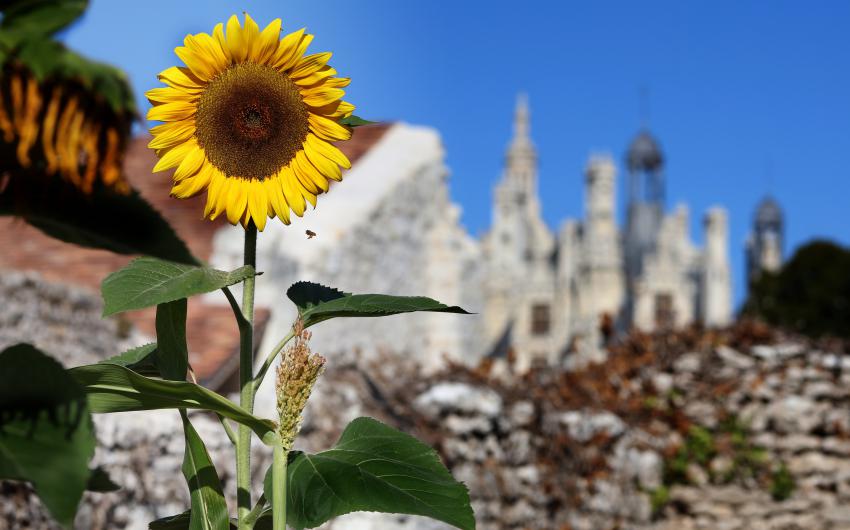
[
  {"xmin": 242, "ymin": 13, "xmax": 261, "ymax": 57},
  {"xmin": 308, "ymin": 113, "xmax": 352, "ymax": 142},
  {"xmin": 303, "ymin": 141, "xmax": 340, "ymax": 185},
  {"xmin": 153, "ymin": 138, "xmax": 198, "ymax": 173},
  {"xmin": 145, "ymin": 87, "xmax": 197, "ymax": 104},
  {"xmin": 225, "ymin": 14, "xmax": 248, "ymax": 63},
  {"xmin": 301, "ymin": 87, "xmax": 345, "ymax": 108},
  {"xmin": 173, "ymin": 144, "xmax": 207, "ymax": 182},
  {"xmin": 291, "ymin": 52, "xmax": 332, "ymax": 79},
  {"xmin": 305, "ymin": 133, "xmax": 351, "ymax": 169},
  {"xmin": 185, "ymin": 32, "xmax": 229, "ymax": 75},
  {"xmin": 226, "ymin": 178, "xmax": 249, "ymax": 224},
  {"xmin": 247, "ymin": 179, "xmax": 268, "ymax": 230},
  {"xmin": 277, "ymin": 33, "xmax": 314, "ymax": 73},
  {"xmin": 291, "ymin": 150, "xmax": 321, "ymax": 194},
  {"xmin": 264, "ymin": 177, "xmax": 291, "ymax": 224},
  {"xmin": 158, "ymin": 66, "xmax": 204, "ymax": 91},
  {"xmin": 147, "ymin": 101, "xmax": 196, "ymax": 122},
  {"xmin": 171, "ymin": 162, "xmax": 213, "ymax": 198},
  {"xmin": 149, "ymin": 119, "xmax": 196, "ymax": 150},
  {"xmin": 279, "ymin": 166, "xmax": 306, "ymax": 216},
  {"xmin": 271, "ymin": 28, "xmax": 305, "ymax": 70},
  {"xmin": 204, "ymin": 171, "xmax": 227, "ymax": 218},
  {"xmin": 252, "ymin": 18, "xmax": 282, "ymax": 64},
  {"xmin": 292, "ymin": 66, "xmax": 337, "ymax": 88},
  {"xmin": 322, "ymin": 77, "xmax": 351, "ymax": 89},
  {"xmin": 174, "ymin": 45, "xmax": 215, "ymax": 81},
  {"xmin": 213, "ymin": 22, "xmax": 231, "ymax": 63}
]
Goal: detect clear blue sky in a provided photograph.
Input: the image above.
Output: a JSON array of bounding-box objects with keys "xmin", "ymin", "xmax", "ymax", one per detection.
[{"xmin": 63, "ymin": 0, "xmax": 850, "ymax": 306}]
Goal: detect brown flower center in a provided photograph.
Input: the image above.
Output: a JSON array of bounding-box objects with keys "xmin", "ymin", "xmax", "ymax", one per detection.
[{"xmin": 195, "ymin": 63, "xmax": 309, "ymax": 180}]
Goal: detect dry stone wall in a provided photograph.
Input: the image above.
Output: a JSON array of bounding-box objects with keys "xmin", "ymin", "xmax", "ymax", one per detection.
[{"xmin": 4, "ymin": 272, "xmax": 850, "ymax": 530}]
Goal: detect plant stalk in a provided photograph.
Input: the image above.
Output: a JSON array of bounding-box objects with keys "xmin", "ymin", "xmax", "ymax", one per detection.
[
  {"xmin": 273, "ymin": 444, "xmax": 288, "ymax": 529},
  {"xmin": 237, "ymin": 222, "xmax": 258, "ymax": 529}
]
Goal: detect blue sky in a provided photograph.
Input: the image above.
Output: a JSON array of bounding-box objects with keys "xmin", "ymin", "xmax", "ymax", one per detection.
[{"xmin": 63, "ymin": 1, "xmax": 850, "ymax": 305}]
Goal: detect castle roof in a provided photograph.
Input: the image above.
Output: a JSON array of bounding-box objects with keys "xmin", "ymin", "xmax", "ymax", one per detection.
[
  {"xmin": 626, "ymin": 129, "xmax": 664, "ymax": 173},
  {"xmin": 756, "ymin": 196, "xmax": 783, "ymax": 226}
]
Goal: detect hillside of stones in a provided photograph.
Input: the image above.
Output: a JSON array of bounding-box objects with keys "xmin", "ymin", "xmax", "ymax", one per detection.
[{"xmin": 4, "ymin": 272, "xmax": 850, "ymax": 529}]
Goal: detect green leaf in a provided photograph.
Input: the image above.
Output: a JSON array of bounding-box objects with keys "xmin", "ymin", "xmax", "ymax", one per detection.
[
  {"xmin": 99, "ymin": 343, "xmax": 160, "ymax": 377},
  {"xmin": 156, "ymin": 300, "xmax": 188, "ymax": 381},
  {"xmin": 0, "ymin": 0, "xmax": 88, "ymax": 38},
  {"xmin": 262, "ymin": 417, "xmax": 474, "ymax": 530},
  {"xmin": 339, "ymin": 115, "xmax": 375, "ymax": 127},
  {"xmin": 0, "ymin": 343, "xmax": 96, "ymax": 528},
  {"xmin": 101, "ymin": 258, "xmax": 255, "ymax": 316},
  {"xmin": 69, "ymin": 363, "xmax": 277, "ymax": 445},
  {"xmin": 287, "ymin": 282, "xmax": 471, "ymax": 328},
  {"xmin": 148, "ymin": 512, "xmax": 237, "ymax": 530},
  {"xmin": 149, "ymin": 511, "xmax": 191, "ymax": 530},
  {"xmin": 0, "ymin": 176, "xmax": 196, "ymax": 264},
  {"xmin": 86, "ymin": 466, "xmax": 120, "ymax": 492},
  {"xmin": 180, "ymin": 412, "xmax": 230, "ymax": 530}
]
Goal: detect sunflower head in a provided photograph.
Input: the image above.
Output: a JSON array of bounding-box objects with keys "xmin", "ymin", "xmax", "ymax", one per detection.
[{"xmin": 147, "ymin": 14, "xmax": 355, "ymax": 231}]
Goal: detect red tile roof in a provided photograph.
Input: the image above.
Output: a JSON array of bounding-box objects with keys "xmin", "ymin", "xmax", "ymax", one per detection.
[{"xmin": 0, "ymin": 124, "xmax": 391, "ymax": 387}]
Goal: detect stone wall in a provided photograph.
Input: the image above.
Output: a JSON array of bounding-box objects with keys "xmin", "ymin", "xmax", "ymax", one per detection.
[{"xmin": 4, "ymin": 271, "xmax": 850, "ymax": 530}]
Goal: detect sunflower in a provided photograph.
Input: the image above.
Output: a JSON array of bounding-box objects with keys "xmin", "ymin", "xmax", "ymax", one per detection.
[{"xmin": 147, "ymin": 14, "xmax": 355, "ymax": 231}]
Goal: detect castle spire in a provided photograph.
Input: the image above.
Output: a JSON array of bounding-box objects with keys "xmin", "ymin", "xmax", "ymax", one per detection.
[{"xmin": 513, "ymin": 92, "xmax": 530, "ymax": 142}]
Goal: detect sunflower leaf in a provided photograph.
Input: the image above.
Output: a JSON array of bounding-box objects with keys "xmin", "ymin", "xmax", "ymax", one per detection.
[
  {"xmin": 69, "ymin": 362, "xmax": 277, "ymax": 445},
  {"xmin": 99, "ymin": 343, "xmax": 160, "ymax": 377},
  {"xmin": 0, "ymin": 343, "xmax": 96, "ymax": 528},
  {"xmin": 101, "ymin": 258, "xmax": 255, "ymax": 316},
  {"xmin": 286, "ymin": 281, "xmax": 471, "ymax": 328},
  {"xmin": 261, "ymin": 417, "xmax": 475, "ymax": 530},
  {"xmin": 180, "ymin": 412, "xmax": 230, "ymax": 530},
  {"xmin": 339, "ymin": 115, "xmax": 375, "ymax": 127}
]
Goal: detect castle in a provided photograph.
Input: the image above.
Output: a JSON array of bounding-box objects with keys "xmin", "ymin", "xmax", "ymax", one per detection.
[
  {"xmin": 209, "ymin": 95, "xmax": 735, "ymax": 385},
  {"xmin": 480, "ymin": 95, "xmax": 732, "ymax": 369}
]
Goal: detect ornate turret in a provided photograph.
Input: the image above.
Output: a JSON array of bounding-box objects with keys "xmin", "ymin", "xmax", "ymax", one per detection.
[
  {"xmin": 746, "ymin": 195, "xmax": 784, "ymax": 285},
  {"xmin": 624, "ymin": 127, "xmax": 666, "ymax": 285}
]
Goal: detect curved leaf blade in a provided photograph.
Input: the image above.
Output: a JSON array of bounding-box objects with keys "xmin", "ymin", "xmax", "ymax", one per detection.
[
  {"xmin": 0, "ymin": 344, "xmax": 96, "ymax": 528},
  {"xmin": 181, "ymin": 412, "xmax": 229, "ymax": 530},
  {"xmin": 69, "ymin": 363, "xmax": 277, "ymax": 445},
  {"xmin": 263, "ymin": 417, "xmax": 474, "ymax": 529},
  {"xmin": 102, "ymin": 258, "xmax": 255, "ymax": 316},
  {"xmin": 286, "ymin": 282, "xmax": 471, "ymax": 328},
  {"xmin": 99, "ymin": 342, "xmax": 160, "ymax": 376}
]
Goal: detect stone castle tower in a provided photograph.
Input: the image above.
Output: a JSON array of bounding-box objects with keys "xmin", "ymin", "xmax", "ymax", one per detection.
[
  {"xmin": 746, "ymin": 196, "xmax": 784, "ymax": 286},
  {"xmin": 483, "ymin": 95, "xmax": 733, "ymax": 369}
]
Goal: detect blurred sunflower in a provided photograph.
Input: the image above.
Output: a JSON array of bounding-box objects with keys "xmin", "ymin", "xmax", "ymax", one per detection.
[{"xmin": 147, "ymin": 14, "xmax": 355, "ymax": 230}]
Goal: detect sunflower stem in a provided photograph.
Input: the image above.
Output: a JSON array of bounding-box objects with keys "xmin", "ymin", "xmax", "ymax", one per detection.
[
  {"xmin": 237, "ymin": 222, "xmax": 258, "ymax": 529},
  {"xmin": 273, "ymin": 444, "xmax": 288, "ymax": 529}
]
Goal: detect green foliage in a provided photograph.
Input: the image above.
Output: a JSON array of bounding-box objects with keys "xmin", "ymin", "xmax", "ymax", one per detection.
[
  {"xmin": 262, "ymin": 417, "xmax": 475, "ymax": 530},
  {"xmin": 99, "ymin": 342, "xmax": 160, "ymax": 376},
  {"xmin": 0, "ymin": 344, "xmax": 96, "ymax": 528},
  {"xmin": 0, "ymin": 178, "xmax": 197, "ymax": 265},
  {"xmin": 770, "ymin": 464, "xmax": 795, "ymax": 501},
  {"xmin": 649, "ymin": 485, "xmax": 669, "ymax": 517},
  {"xmin": 149, "ymin": 511, "xmax": 238, "ymax": 530},
  {"xmin": 101, "ymin": 258, "xmax": 254, "ymax": 316},
  {"xmin": 69, "ymin": 363, "xmax": 277, "ymax": 445},
  {"xmin": 743, "ymin": 240, "xmax": 850, "ymax": 339},
  {"xmin": 339, "ymin": 115, "xmax": 376, "ymax": 127},
  {"xmin": 86, "ymin": 467, "xmax": 120, "ymax": 492},
  {"xmin": 156, "ymin": 300, "xmax": 189, "ymax": 382},
  {"xmin": 181, "ymin": 412, "xmax": 230, "ymax": 530},
  {"xmin": 287, "ymin": 281, "xmax": 471, "ymax": 328},
  {"xmin": 0, "ymin": 0, "xmax": 87, "ymax": 39}
]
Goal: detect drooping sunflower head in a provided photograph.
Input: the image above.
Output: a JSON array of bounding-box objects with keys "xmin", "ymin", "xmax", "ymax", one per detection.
[{"xmin": 147, "ymin": 14, "xmax": 355, "ymax": 230}]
